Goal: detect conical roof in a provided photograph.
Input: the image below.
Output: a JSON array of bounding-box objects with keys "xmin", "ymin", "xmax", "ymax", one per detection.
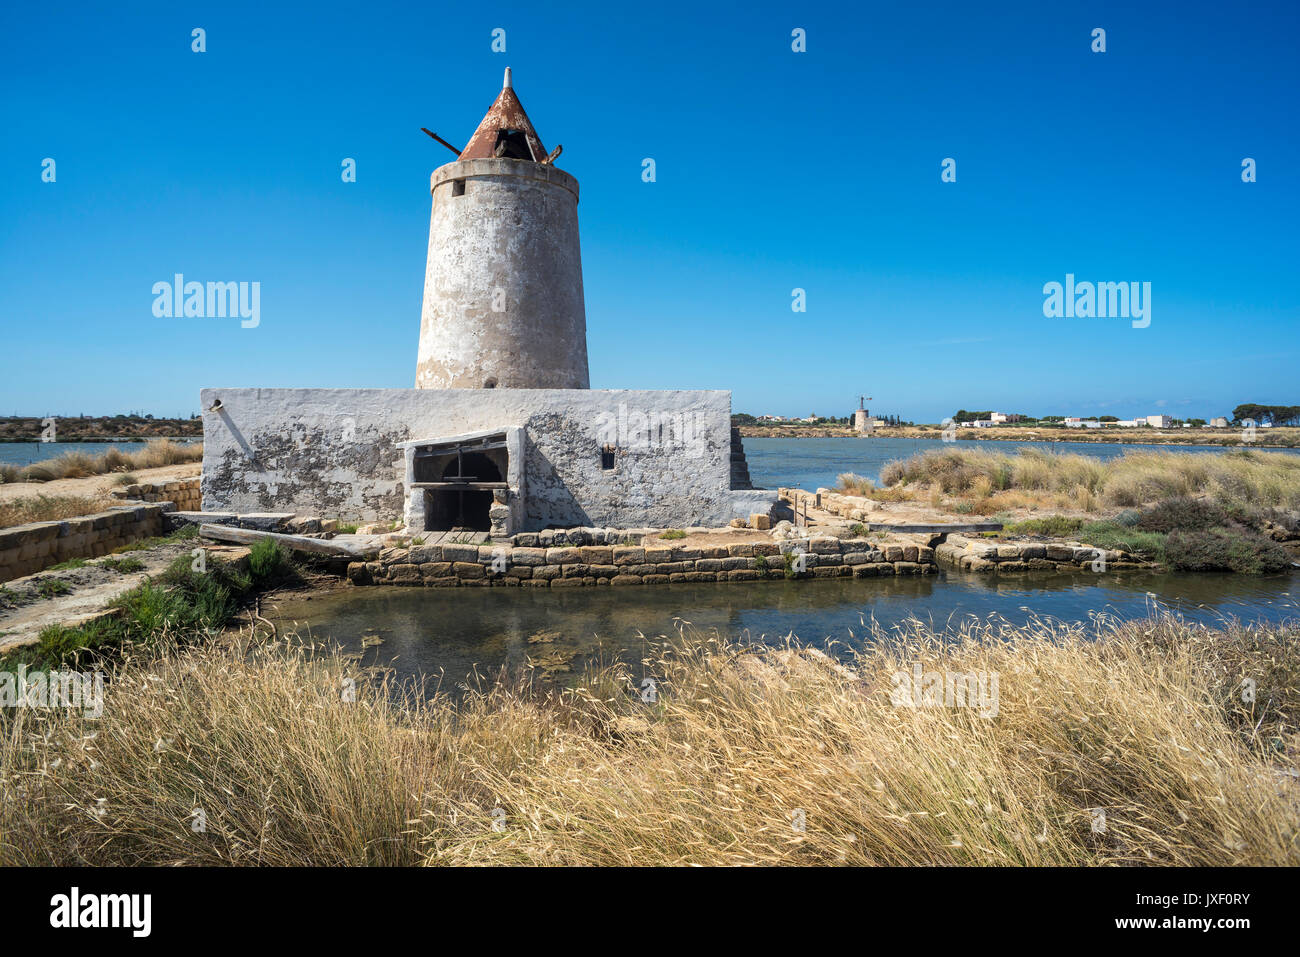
[{"xmin": 458, "ymin": 67, "xmax": 548, "ymax": 162}]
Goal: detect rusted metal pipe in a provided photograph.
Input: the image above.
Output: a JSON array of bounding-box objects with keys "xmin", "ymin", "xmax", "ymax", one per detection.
[{"xmin": 421, "ymin": 128, "xmax": 462, "ymax": 156}]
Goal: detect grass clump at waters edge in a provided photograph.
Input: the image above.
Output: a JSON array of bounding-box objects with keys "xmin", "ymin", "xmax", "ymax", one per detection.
[
  {"xmin": 2, "ymin": 537, "xmax": 294, "ymax": 672},
  {"xmin": 1002, "ymin": 495, "xmax": 1294, "ymax": 571},
  {"xmin": 0, "ymin": 615, "xmax": 1296, "ymax": 866}
]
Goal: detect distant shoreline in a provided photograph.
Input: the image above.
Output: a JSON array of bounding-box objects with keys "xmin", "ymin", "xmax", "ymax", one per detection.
[
  {"xmin": 738, "ymin": 425, "xmax": 1300, "ymax": 449},
  {"xmin": 0, "ymin": 436, "xmax": 200, "ymax": 444}
]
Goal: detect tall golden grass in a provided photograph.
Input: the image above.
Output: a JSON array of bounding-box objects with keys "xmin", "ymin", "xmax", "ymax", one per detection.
[
  {"xmin": 2, "ymin": 615, "xmax": 1295, "ymax": 866},
  {"xmin": 0, "ymin": 440, "xmax": 202, "ymax": 485},
  {"xmin": 878, "ymin": 447, "xmax": 1300, "ymax": 512},
  {"xmin": 0, "ymin": 495, "xmax": 119, "ymax": 530}
]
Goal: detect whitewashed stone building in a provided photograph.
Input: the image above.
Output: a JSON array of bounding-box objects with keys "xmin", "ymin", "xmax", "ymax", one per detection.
[{"xmin": 201, "ymin": 70, "xmax": 772, "ymax": 535}]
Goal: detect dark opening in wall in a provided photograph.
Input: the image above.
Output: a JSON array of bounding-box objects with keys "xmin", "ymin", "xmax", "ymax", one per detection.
[
  {"xmin": 493, "ymin": 129, "xmax": 534, "ymax": 160},
  {"xmin": 452, "ymin": 179, "xmax": 466, "ymax": 197},
  {"xmin": 483, "ymin": 377, "xmax": 498, "ymax": 388},
  {"xmin": 423, "ymin": 452, "xmax": 504, "ymax": 532},
  {"xmin": 600, "ymin": 444, "xmax": 616, "ymax": 470}
]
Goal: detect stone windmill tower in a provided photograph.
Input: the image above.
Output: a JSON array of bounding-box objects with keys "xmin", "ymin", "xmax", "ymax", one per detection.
[{"xmin": 415, "ymin": 68, "xmax": 590, "ymax": 390}]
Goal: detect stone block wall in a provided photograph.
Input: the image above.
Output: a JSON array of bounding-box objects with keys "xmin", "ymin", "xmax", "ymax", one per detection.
[
  {"xmin": 112, "ymin": 477, "xmax": 201, "ymax": 510},
  {"xmin": 935, "ymin": 534, "xmax": 1145, "ymax": 572},
  {"xmin": 0, "ymin": 504, "xmax": 171, "ymax": 582},
  {"xmin": 348, "ymin": 534, "xmax": 937, "ymax": 587}
]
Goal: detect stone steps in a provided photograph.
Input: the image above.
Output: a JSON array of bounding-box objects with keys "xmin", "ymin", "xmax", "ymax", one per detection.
[{"xmin": 730, "ymin": 427, "xmax": 753, "ymax": 490}]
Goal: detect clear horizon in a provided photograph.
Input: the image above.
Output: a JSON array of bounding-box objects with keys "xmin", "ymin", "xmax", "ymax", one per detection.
[{"xmin": 2, "ymin": 0, "xmax": 1296, "ymax": 423}]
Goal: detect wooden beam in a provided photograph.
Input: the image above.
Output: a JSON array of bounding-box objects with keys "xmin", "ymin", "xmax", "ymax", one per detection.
[
  {"xmin": 410, "ymin": 481, "xmax": 507, "ymax": 490},
  {"xmin": 421, "ymin": 128, "xmax": 462, "ymax": 156},
  {"xmin": 199, "ymin": 524, "xmax": 381, "ymax": 560}
]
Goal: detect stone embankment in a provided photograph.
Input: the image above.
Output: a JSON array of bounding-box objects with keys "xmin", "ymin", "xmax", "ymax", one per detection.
[
  {"xmin": 111, "ymin": 476, "xmax": 201, "ymax": 511},
  {"xmin": 934, "ymin": 535, "xmax": 1145, "ymax": 572},
  {"xmin": 0, "ymin": 504, "xmax": 171, "ymax": 582},
  {"xmin": 347, "ymin": 533, "xmax": 938, "ymax": 587}
]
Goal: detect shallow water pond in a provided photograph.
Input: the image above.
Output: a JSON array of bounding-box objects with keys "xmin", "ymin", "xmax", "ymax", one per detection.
[{"xmin": 267, "ymin": 569, "xmax": 1300, "ymax": 689}]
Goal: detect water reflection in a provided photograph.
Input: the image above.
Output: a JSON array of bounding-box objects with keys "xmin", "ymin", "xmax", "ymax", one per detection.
[{"xmin": 268, "ymin": 570, "xmax": 1299, "ymax": 689}]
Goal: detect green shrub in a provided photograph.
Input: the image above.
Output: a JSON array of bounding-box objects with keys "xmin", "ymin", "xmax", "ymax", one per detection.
[
  {"xmin": 101, "ymin": 556, "xmax": 146, "ymax": 574},
  {"xmin": 1004, "ymin": 516, "xmax": 1085, "ymax": 538},
  {"xmin": 1165, "ymin": 528, "xmax": 1292, "ymax": 574},
  {"xmin": 36, "ymin": 579, "xmax": 71, "ymax": 599},
  {"xmin": 660, "ymin": 529, "xmax": 687, "ymax": 540},
  {"xmin": 248, "ymin": 539, "xmax": 288, "ymax": 582},
  {"xmin": 1078, "ymin": 521, "xmax": 1167, "ymax": 561},
  {"xmin": 1137, "ymin": 497, "xmax": 1229, "ymax": 533},
  {"xmin": 782, "ymin": 550, "xmax": 806, "ymax": 580}
]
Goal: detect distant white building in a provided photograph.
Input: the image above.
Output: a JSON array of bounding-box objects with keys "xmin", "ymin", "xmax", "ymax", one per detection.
[
  {"xmin": 1209, "ymin": 417, "xmax": 1229, "ymax": 428},
  {"xmin": 1146, "ymin": 415, "xmax": 1173, "ymax": 428}
]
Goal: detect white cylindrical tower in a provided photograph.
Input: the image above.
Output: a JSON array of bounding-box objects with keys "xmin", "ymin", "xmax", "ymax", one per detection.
[{"xmin": 415, "ymin": 69, "xmax": 589, "ymax": 390}]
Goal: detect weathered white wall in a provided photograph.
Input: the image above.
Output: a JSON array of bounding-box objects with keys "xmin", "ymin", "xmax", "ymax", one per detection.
[
  {"xmin": 415, "ymin": 158, "xmax": 589, "ymax": 390},
  {"xmin": 200, "ymin": 388, "xmax": 773, "ymax": 529}
]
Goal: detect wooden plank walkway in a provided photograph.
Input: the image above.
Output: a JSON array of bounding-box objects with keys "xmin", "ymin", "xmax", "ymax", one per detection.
[{"xmin": 419, "ymin": 530, "xmax": 490, "ymax": 545}]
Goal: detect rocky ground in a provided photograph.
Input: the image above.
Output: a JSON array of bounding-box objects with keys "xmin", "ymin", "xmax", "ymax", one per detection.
[{"xmin": 0, "ymin": 463, "xmax": 200, "ymax": 506}]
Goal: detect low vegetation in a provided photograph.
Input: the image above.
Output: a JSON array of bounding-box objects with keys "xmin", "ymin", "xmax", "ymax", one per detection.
[
  {"xmin": 0, "ymin": 439, "xmax": 202, "ymax": 485},
  {"xmin": 1, "ymin": 534, "xmax": 290, "ymax": 672},
  {"xmin": 877, "ymin": 447, "xmax": 1300, "ymax": 514},
  {"xmin": 1, "ymin": 616, "xmax": 1295, "ymax": 866},
  {"xmin": 999, "ymin": 497, "xmax": 1293, "ymax": 572},
  {"xmin": 0, "ymin": 495, "xmax": 118, "ymax": 530}
]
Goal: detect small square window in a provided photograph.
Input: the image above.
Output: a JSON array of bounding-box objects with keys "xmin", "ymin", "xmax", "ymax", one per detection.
[
  {"xmin": 452, "ymin": 180, "xmax": 466, "ymax": 197},
  {"xmin": 600, "ymin": 445, "xmax": 616, "ymax": 470}
]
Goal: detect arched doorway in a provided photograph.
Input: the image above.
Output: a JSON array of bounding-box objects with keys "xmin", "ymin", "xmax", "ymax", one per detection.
[{"xmin": 423, "ymin": 451, "xmax": 503, "ymax": 532}]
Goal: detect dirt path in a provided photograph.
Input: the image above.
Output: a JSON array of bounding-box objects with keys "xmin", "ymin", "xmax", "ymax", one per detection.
[
  {"xmin": 0, "ymin": 463, "xmax": 200, "ymax": 505},
  {"xmin": 0, "ymin": 541, "xmax": 247, "ymax": 652}
]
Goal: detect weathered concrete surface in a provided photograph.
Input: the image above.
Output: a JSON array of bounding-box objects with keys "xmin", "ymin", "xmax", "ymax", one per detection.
[
  {"xmin": 416, "ymin": 157, "xmax": 588, "ymax": 390},
  {"xmin": 200, "ymin": 388, "xmax": 776, "ymax": 529},
  {"xmin": 199, "ymin": 524, "xmax": 381, "ymax": 560}
]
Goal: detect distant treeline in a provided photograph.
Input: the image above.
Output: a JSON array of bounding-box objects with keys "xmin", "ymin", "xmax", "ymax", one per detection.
[
  {"xmin": 947, "ymin": 403, "xmax": 1300, "ymax": 427},
  {"xmin": 1231, "ymin": 404, "xmax": 1300, "ymax": 426},
  {"xmin": 0, "ymin": 414, "xmax": 203, "ymax": 441}
]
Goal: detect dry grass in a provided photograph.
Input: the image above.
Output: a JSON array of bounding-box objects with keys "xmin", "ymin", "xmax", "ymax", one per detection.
[
  {"xmin": 0, "ymin": 440, "xmax": 202, "ymax": 485},
  {"xmin": 0, "ymin": 495, "xmax": 118, "ymax": 529},
  {"xmin": 836, "ymin": 472, "xmax": 918, "ymax": 503},
  {"xmin": 879, "ymin": 447, "xmax": 1300, "ymax": 513},
  {"xmin": 2, "ymin": 615, "xmax": 1296, "ymax": 866}
]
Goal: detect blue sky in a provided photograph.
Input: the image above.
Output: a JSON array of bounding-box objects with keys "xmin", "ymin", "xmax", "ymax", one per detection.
[{"xmin": 1, "ymin": 0, "xmax": 1296, "ymax": 423}]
